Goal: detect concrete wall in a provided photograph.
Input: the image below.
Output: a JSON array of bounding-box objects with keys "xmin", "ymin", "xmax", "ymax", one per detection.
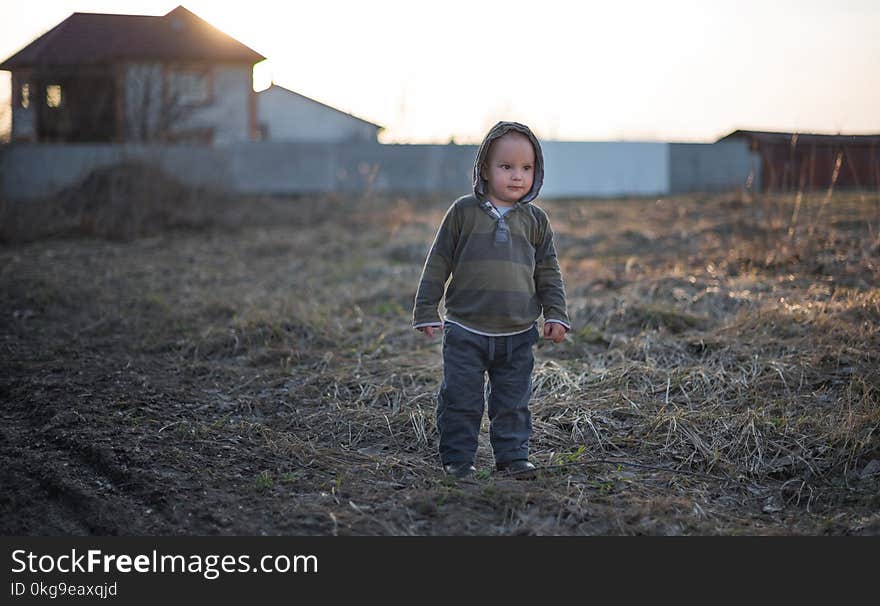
[
  {"xmin": 0, "ymin": 144, "xmax": 234, "ymax": 199},
  {"xmin": 669, "ymin": 141, "xmax": 757, "ymax": 192},
  {"xmin": 0, "ymin": 140, "xmax": 760, "ymax": 200},
  {"xmin": 229, "ymin": 143, "xmax": 475, "ymax": 194},
  {"xmin": 258, "ymin": 86, "xmax": 381, "ymax": 143},
  {"xmin": 542, "ymin": 141, "xmax": 669, "ymax": 197}
]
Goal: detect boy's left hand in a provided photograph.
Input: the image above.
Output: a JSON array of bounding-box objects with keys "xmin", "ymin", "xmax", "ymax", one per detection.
[{"xmin": 543, "ymin": 322, "xmax": 567, "ymax": 344}]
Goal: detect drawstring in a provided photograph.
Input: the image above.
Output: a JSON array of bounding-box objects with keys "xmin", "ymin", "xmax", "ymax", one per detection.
[{"xmin": 494, "ymin": 214, "xmax": 510, "ymax": 244}]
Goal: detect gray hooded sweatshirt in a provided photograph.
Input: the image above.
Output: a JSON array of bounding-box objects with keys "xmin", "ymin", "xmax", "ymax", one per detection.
[{"xmin": 412, "ymin": 121, "xmax": 570, "ymax": 334}]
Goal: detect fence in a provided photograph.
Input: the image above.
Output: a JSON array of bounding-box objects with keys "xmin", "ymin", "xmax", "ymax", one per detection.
[{"xmin": 0, "ymin": 140, "xmax": 757, "ymax": 200}]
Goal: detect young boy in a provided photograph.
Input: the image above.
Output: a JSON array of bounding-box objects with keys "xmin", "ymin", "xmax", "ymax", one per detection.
[{"xmin": 412, "ymin": 121, "xmax": 570, "ymax": 479}]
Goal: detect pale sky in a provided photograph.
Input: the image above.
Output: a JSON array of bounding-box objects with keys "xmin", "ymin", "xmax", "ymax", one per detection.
[{"xmin": 1, "ymin": 0, "xmax": 879, "ymax": 143}]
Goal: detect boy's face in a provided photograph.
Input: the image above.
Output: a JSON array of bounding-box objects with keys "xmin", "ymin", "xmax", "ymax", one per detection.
[{"xmin": 482, "ymin": 132, "xmax": 535, "ymax": 207}]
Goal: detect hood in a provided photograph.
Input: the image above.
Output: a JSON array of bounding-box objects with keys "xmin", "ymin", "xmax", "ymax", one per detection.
[{"xmin": 472, "ymin": 121, "xmax": 544, "ymax": 204}]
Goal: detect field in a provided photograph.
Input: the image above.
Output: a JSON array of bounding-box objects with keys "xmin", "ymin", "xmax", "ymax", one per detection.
[{"xmin": 2, "ymin": 177, "xmax": 879, "ymax": 535}]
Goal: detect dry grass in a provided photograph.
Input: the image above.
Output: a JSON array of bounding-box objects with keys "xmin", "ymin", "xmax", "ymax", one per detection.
[{"xmin": 1, "ymin": 169, "xmax": 878, "ymax": 534}]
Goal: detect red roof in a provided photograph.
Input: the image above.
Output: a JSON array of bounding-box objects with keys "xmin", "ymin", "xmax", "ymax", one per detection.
[
  {"xmin": 718, "ymin": 129, "xmax": 880, "ymax": 146},
  {"xmin": 0, "ymin": 6, "xmax": 265, "ymax": 69}
]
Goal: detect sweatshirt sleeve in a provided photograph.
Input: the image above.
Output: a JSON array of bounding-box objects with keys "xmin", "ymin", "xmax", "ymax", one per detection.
[
  {"xmin": 534, "ymin": 215, "xmax": 571, "ymax": 330},
  {"xmin": 412, "ymin": 203, "xmax": 460, "ymax": 328}
]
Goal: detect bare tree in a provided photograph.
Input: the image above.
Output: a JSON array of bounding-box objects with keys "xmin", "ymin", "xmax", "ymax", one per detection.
[{"xmin": 125, "ymin": 64, "xmax": 203, "ymax": 142}]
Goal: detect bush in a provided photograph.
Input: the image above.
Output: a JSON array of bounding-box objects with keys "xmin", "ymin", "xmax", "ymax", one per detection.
[{"xmin": 0, "ymin": 162, "xmax": 243, "ymax": 243}]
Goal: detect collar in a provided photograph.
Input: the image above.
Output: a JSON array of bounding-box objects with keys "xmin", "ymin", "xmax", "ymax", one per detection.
[{"xmin": 479, "ymin": 199, "xmax": 519, "ymax": 220}]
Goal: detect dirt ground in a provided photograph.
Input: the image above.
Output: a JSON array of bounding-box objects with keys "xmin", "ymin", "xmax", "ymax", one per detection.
[{"xmin": 2, "ymin": 188, "xmax": 878, "ymax": 535}]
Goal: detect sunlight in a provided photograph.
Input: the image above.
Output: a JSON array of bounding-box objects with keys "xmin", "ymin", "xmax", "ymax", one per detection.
[{"xmin": 252, "ymin": 60, "xmax": 272, "ymax": 92}]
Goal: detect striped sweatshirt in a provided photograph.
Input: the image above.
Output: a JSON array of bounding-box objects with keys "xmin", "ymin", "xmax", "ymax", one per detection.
[{"xmin": 412, "ymin": 121, "xmax": 570, "ymax": 335}]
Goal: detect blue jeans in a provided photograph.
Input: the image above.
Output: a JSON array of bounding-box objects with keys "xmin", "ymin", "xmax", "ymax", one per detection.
[{"xmin": 437, "ymin": 322, "xmax": 538, "ymax": 466}]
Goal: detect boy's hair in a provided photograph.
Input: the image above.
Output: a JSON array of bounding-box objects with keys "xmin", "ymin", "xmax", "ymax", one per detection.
[{"xmin": 480, "ymin": 130, "xmax": 534, "ymax": 177}]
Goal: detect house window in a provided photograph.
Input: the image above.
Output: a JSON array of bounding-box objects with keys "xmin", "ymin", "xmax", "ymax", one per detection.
[
  {"xmin": 167, "ymin": 68, "xmax": 210, "ymax": 106},
  {"xmin": 21, "ymin": 83, "xmax": 30, "ymax": 109},
  {"xmin": 46, "ymin": 84, "xmax": 63, "ymax": 108}
]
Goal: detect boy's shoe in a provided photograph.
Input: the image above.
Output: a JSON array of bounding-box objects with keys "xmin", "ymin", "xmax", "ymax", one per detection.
[
  {"xmin": 443, "ymin": 463, "xmax": 476, "ymax": 479},
  {"xmin": 496, "ymin": 459, "xmax": 537, "ymax": 478}
]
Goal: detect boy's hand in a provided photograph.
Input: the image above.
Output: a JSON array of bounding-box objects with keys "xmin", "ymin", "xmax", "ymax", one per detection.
[
  {"xmin": 543, "ymin": 322, "xmax": 567, "ymax": 344},
  {"xmin": 418, "ymin": 326, "xmax": 438, "ymax": 338}
]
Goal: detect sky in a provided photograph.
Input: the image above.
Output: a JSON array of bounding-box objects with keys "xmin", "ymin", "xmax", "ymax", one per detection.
[{"xmin": 1, "ymin": 0, "xmax": 879, "ymax": 143}]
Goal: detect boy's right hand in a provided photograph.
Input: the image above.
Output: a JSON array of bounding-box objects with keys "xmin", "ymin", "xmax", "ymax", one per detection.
[{"xmin": 418, "ymin": 326, "xmax": 438, "ymax": 338}]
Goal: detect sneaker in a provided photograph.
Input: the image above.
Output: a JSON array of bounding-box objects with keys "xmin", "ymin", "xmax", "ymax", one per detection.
[
  {"xmin": 443, "ymin": 463, "xmax": 477, "ymax": 479},
  {"xmin": 496, "ymin": 459, "xmax": 537, "ymax": 478}
]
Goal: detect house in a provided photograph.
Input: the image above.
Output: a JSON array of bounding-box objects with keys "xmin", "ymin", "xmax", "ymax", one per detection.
[
  {"xmin": 257, "ymin": 84, "xmax": 383, "ymax": 143},
  {"xmin": 0, "ymin": 6, "xmax": 265, "ymax": 144},
  {"xmin": 718, "ymin": 129, "xmax": 880, "ymax": 192}
]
